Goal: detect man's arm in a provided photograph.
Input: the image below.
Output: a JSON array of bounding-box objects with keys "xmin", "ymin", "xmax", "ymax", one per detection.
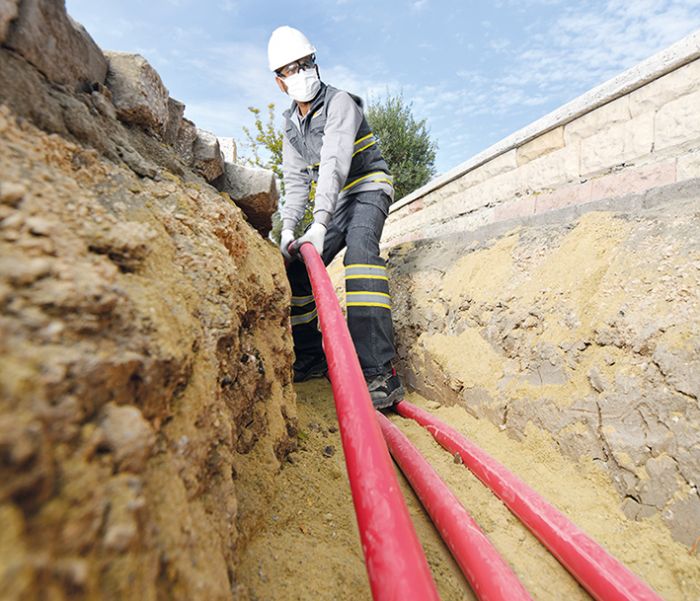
[
  {"xmin": 281, "ymin": 135, "xmax": 311, "ymax": 231},
  {"xmin": 313, "ymin": 92, "xmax": 363, "ymax": 227}
]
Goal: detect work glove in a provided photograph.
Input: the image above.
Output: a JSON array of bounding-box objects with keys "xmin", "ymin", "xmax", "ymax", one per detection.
[
  {"xmin": 295, "ymin": 222, "xmax": 327, "ymax": 258},
  {"xmin": 279, "ymin": 229, "xmax": 295, "ymax": 262}
]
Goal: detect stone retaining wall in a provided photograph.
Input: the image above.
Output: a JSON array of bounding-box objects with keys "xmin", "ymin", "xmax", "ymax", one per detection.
[{"xmin": 384, "ymin": 31, "xmax": 700, "ymax": 247}]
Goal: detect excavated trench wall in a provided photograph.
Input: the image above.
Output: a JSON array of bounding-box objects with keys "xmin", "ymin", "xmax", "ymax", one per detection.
[
  {"xmin": 383, "ymin": 32, "xmax": 700, "ymax": 546},
  {"xmin": 0, "ymin": 2, "xmax": 295, "ymax": 599}
]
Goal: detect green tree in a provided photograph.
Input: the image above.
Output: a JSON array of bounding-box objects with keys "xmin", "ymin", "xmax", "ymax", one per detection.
[
  {"xmin": 241, "ymin": 104, "xmax": 313, "ymax": 242},
  {"xmin": 366, "ymin": 93, "xmax": 437, "ymax": 201}
]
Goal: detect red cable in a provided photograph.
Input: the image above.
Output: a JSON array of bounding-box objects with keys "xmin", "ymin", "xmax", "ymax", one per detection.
[
  {"xmin": 298, "ymin": 243, "xmax": 440, "ymax": 601},
  {"xmin": 377, "ymin": 412, "xmax": 532, "ymax": 601},
  {"xmin": 395, "ymin": 400, "xmax": 663, "ymax": 601}
]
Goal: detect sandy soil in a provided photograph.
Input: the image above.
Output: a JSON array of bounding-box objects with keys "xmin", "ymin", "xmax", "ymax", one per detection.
[{"xmin": 237, "ymin": 381, "xmax": 700, "ymax": 600}]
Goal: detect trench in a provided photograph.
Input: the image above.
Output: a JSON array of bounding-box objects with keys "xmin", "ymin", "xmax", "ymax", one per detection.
[{"xmin": 235, "ymin": 381, "xmax": 700, "ymax": 601}]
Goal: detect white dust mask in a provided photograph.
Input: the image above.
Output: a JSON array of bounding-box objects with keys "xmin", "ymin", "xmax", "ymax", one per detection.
[{"xmin": 284, "ymin": 68, "xmax": 321, "ymax": 102}]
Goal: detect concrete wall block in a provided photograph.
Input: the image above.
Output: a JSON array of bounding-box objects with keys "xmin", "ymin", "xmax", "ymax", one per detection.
[
  {"xmin": 676, "ymin": 150, "xmax": 700, "ymax": 182},
  {"xmin": 493, "ymin": 196, "xmax": 536, "ymax": 222},
  {"xmin": 630, "ymin": 58, "xmax": 700, "ymax": 118},
  {"xmin": 445, "ymin": 149, "xmax": 518, "ymax": 195},
  {"xmin": 519, "ymin": 143, "xmax": 580, "ymax": 191},
  {"xmin": 564, "ymin": 95, "xmax": 631, "ymax": 144},
  {"xmin": 516, "ymin": 126, "xmax": 565, "ymax": 165},
  {"xmin": 654, "ymin": 89, "xmax": 700, "ymax": 151},
  {"xmin": 0, "ymin": 0, "xmax": 19, "ymax": 44},
  {"xmin": 580, "ymin": 112, "xmax": 654, "ymax": 176},
  {"xmin": 534, "ymin": 181, "xmax": 593, "ymax": 215},
  {"xmin": 589, "ymin": 161, "xmax": 676, "ymax": 202}
]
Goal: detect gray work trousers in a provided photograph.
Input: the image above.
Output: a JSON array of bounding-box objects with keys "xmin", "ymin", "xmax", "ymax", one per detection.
[{"xmin": 287, "ymin": 189, "xmax": 397, "ymax": 377}]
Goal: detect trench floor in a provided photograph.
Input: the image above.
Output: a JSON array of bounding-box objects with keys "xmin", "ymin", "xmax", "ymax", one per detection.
[{"xmin": 236, "ymin": 380, "xmax": 700, "ymax": 600}]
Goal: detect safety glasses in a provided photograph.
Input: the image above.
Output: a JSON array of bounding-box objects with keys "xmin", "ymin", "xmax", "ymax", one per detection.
[{"xmin": 276, "ymin": 55, "xmax": 316, "ymax": 78}]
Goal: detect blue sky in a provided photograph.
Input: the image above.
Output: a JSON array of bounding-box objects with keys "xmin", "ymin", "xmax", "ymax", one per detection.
[{"xmin": 66, "ymin": 1, "xmax": 700, "ymax": 175}]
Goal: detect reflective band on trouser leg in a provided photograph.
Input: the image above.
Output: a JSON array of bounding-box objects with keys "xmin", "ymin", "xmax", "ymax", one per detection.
[
  {"xmin": 346, "ymin": 291, "xmax": 391, "ymax": 310},
  {"xmin": 291, "ymin": 294, "xmax": 315, "ymax": 308},
  {"xmin": 290, "ymin": 307, "xmax": 318, "ymax": 326},
  {"xmin": 345, "ymin": 263, "xmax": 395, "ymax": 373}
]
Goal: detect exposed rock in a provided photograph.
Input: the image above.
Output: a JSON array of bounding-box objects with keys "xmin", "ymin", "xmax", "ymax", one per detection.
[
  {"xmin": 164, "ymin": 97, "xmax": 185, "ymax": 146},
  {"xmin": 175, "ymin": 117, "xmax": 197, "ymax": 165},
  {"xmin": 218, "ymin": 136, "xmax": 237, "ymax": 162},
  {"xmin": 0, "ymin": 0, "xmax": 19, "ymax": 44},
  {"xmin": 98, "ymin": 403, "xmax": 155, "ymax": 473},
  {"xmin": 3, "ymin": 0, "xmax": 107, "ymax": 88},
  {"xmin": 105, "ymin": 51, "xmax": 169, "ymax": 135},
  {"xmin": 192, "ymin": 128, "xmax": 224, "ymax": 182},
  {"xmin": 216, "ymin": 161, "xmax": 279, "ymax": 236}
]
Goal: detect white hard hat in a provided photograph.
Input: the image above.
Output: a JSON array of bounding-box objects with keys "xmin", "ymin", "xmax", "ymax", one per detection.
[{"xmin": 267, "ymin": 26, "xmax": 316, "ymax": 72}]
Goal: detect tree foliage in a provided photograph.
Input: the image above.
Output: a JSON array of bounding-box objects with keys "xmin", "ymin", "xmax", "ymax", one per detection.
[{"xmin": 366, "ymin": 94, "xmax": 437, "ymax": 201}]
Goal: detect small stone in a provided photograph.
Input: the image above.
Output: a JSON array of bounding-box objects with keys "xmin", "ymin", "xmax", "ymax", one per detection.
[
  {"xmin": 0, "ymin": 182, "xmax": 26, "ymax": 206},
  {"xmin": 26, "ymin": 216, "xmax": 53, "ymax": 236},
  {"xmin": 588, "ymin": 368, "xmax": 607, "ymax": 393},
  {"xmin": 99, "ymin": 403, "xmax": 155, "ymax": 473},
  {"xmin": 322, "ymin": 445, "xmax": 335, "ymax": 458},
  {"xmin": 453, "ymin": 452, "xmax": 463, "ymax": 465},
  {"xmin": 327, "ymin": 425, "xmax": 338, "ymax": 433}
]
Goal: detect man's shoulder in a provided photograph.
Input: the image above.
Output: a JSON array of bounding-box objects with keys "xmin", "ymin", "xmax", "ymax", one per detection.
[{"xmin": 326, "ymin": 87, "xmax": 363, "ymax": 112}]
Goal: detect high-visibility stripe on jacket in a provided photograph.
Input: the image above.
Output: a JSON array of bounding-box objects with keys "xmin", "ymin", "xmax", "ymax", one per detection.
[{"xmin": 283, "ymin": 83, "xmax": 392, "ymax": 198}]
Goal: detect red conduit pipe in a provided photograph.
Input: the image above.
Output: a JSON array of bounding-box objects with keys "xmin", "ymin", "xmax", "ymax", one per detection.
[
  {"xmin": 395, "ymin": 401, "xmax": 663, "ymax": 601},
  {"xmin": 376, "ymin": 412, "xmax": 532, "ymax": 601},
  {"xmin": 297, "ymin": 243, "xmax": 440, "ymax": 601}
]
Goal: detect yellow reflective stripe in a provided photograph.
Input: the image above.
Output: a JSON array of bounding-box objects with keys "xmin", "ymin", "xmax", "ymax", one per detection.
[
  {"xmin": 352, "ymin": 140, "xmax": 377, "ymax": 157},
  {"xmin": 306, "ymin": 162, "xmax": 320, "ymax": 170},
  {"xmin": 346, "ymin": 292, "xmax": 390, "ymax": 298},
  {"xmin": 290, "ymin": 308, "xmax": 318, "ymax": 326},
  {"xmin": 345, "ymin": 275, "xmax": 388, "ymax": 281},
  {"xmin": 345, "ymin": 264, "xmax": 387, "ymax": 278},
  {"xmin": 291, "ymin": 295, "xmax": 315, "ymax": 307},
  {"xmin": 312, "ymin": 110, "xmax": 323, "ymax": 119},
  {"xmin": 347, "ymin": 302, "xmax": 392, "ymax": 309},
  {"xmin": 354, "ymin": 133, "xmax": 374, "ymax": 146},
  {"xmin": 342, "ymin": 171, "xmax": 391, "ymax": 192},
  {"xmin": 346, "ymin": 263, "xmax": 387, "ymax": 270}
]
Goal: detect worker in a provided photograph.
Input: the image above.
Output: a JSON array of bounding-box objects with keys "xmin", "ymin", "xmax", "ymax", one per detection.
[{"xmin": 267, "ymin": 25, "xmax": 403, "ymax": 409}]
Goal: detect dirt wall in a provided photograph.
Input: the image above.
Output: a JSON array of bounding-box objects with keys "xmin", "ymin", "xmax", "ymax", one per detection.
[
  {"xmin": 0, "ymin": 8, "xmax": 296, "ymax": 600},
  {"xmin": 387, "ymin": 195, "xmax": 700, "ymax": 548}
]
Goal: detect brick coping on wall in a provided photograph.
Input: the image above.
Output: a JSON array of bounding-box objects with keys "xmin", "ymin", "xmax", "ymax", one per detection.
[{"xmin": 390, "ymin": 29, "xmax": 700, "ymax": 215}]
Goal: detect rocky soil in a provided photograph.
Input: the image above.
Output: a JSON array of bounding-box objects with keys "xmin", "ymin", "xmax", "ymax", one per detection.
[
  {"xmin": 387, "ymin": 197, "xmax": 700, "ymax": 547},
  {"xmin": 0, "ymin": 2, "xmax": 295, "ymax": 599}
]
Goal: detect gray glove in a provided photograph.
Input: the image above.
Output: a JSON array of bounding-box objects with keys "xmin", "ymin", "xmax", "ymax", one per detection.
[
  {"xmin": 280, "ymin": 229, "xmax": 295, "ymax": 262},
  {"xmin": 295, "ymin": 222, "xmax": 327, "ymax": 257}
]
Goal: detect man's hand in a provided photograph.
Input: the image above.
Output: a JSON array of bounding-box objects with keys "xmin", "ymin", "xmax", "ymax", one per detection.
[
  {"xmin": 295, "ymin": 222, "xmax": 327, "ymax": 257},
  {"xmin": 279, "ymin": 229, "xmax": 295, "ymax": 262}
]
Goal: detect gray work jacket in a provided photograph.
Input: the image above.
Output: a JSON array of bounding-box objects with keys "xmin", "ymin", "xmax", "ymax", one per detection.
[{"xmin": 281, "ymin": 83, "xmax": 394, "ymax": 231}]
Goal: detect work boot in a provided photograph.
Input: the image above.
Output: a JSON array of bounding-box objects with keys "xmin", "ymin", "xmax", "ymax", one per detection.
[
  {"xmin": 293, "ymin": 354, "xmax": 328, "ymax": 382},
  {"xmin": 366, "ymin": 366, "xmax": 404, "ymax": 410}
]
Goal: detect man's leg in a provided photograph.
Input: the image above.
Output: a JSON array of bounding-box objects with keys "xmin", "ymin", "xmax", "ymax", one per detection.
[
  {"xmin": 343, "ymin": 190, "xmax": 403, "ymax": 408},
  {"xmin": 286, "ymin": 219, "xmax": 346, "ymax": 382}
]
